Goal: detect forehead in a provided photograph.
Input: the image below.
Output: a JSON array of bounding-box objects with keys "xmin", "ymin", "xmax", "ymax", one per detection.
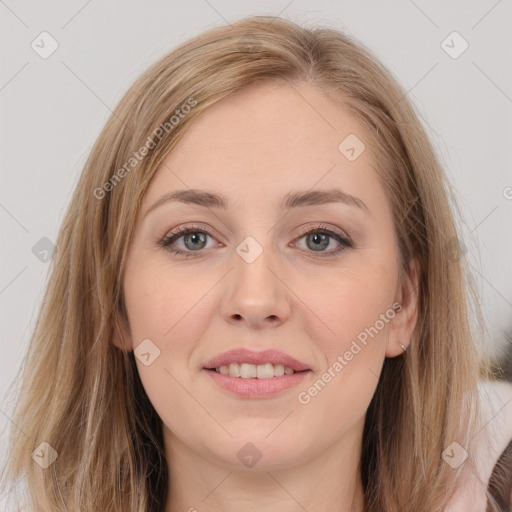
[{"xmin": 144, "ymin": 81, "xmax": 381, "ymax": 211}]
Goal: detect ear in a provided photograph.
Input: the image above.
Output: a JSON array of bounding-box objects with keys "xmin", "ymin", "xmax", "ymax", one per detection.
[
  {"xmin": 386, "ymin": 257, "xmax": 420, "ymax": 358},
  {"xmin": 112, "ymin": 309, "xmax": 134, "ymax": 353}
]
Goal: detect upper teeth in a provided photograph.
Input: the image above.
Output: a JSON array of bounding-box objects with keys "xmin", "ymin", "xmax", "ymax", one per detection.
[{"xmin": 215, "ymin": 363, "xmax": 295, "ymax": 378}]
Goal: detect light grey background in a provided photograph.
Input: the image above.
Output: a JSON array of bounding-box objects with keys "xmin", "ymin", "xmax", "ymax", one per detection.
[{"xmin": 1, "ymin": 0, "xmax": 511, "ymax": 507}]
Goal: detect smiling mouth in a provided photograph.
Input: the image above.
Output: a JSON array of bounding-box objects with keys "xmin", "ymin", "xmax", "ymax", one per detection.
[{"xmin": 206, "ymin": 362, "xmax": 309, "ymax": 379}]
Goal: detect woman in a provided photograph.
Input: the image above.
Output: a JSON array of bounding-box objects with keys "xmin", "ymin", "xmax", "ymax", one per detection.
[{"xmin": 1, "ymin": 15, "xmax": 510, "ymax": 512}]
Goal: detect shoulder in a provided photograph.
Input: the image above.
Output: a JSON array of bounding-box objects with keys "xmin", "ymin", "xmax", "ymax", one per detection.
[
  {"xmin": 444, "ymin": 380, "xmax": 512, "ymax": 511},
  {"xmin": 484, "ymin": 380, "xmax": 512, "ymax": 510},
  {"xmin": 478, "ymin": 380, "xmax": 512, "ymax": 481}
]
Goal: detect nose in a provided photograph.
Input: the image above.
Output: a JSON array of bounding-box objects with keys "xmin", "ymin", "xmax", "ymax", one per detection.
[{"xmin": 221, "ymin": 242, "xmax": 292, "ymax": 329}]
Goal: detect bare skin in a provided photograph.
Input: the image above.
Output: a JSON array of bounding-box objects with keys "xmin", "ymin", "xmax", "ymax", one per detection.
[{"xmin": 116, "ymin": 81, "xmax": 506, "ymax": 511}]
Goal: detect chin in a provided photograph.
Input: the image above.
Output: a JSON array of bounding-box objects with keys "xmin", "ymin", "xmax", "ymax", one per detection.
[{"xmin": 204, "ymin": 434, "xmax": 310, "ymax": 471}]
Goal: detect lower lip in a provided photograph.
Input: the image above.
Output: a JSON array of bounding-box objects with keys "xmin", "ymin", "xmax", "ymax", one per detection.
[{"xmin": 203, "ymin": 369, "xmax": 311, "ymax": 398}]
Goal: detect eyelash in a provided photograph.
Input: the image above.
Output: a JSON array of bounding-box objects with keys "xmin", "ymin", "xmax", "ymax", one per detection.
[{"xmin": 158, "ymin": 224, "xmax": 353, "ymax": 259}]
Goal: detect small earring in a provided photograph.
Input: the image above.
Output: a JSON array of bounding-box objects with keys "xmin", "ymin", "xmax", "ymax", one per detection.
[{"xmin": 400, "ymin": 343, "xmax": 407, "ymax": 353}]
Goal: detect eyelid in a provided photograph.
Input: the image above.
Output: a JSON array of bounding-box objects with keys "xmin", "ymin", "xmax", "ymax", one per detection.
[
  {"xmin": 162, "ymin": 223, "xmax": 222, "ymax": 241},
  {"xmin": 160, "ymin": 223, "xmax": 223, "ymax": 250},
  {"xmin": 159, "ymin": 222, "xmax": 353, "ymax": 256},
  {"xmin": 291, "ymin": 224, "xmax": 353, "ymax": 258},
  {"xmin": 294, "ymin": 223, "xmax": 352, "ymax": 245}
]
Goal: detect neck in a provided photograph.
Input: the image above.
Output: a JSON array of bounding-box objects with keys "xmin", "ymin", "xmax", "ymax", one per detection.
[{"xmin": 163, "ymin": 419, "xmax": 366, "ymax": 512}]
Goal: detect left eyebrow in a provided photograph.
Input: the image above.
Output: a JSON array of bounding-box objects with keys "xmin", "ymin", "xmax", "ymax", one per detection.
[
  {"xmin": 282, "ymin": 188, "xmax": 371, "ymax": 216},
  {"xmin": 144, "ymin": 187, "xmax": 371, "ymax": 218}
]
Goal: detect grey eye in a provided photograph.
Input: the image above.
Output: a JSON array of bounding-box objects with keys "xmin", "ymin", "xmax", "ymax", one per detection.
[
  {"xmin": 304, "ymin": 232, "xmax": 331, "ymax": 251},
  {"xmin": 181, "ymin": 232, "xmax": 208, "ymax": 251}
]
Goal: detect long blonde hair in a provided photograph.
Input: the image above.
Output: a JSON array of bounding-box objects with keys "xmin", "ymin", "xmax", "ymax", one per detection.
[{"xmin": 1, "ymin": 15, "xmax": 494, "ymax": 511}]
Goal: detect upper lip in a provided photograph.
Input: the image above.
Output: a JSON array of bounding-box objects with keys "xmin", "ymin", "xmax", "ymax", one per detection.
[{"xmin": 203, "ymin": 348, "xmax": 311, "ymax": 372}]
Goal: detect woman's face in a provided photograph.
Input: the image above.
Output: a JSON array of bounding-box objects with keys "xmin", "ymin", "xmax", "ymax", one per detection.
[{"xmin": 120, "ymin": 82, "xmax": 417, "ymax": 471}]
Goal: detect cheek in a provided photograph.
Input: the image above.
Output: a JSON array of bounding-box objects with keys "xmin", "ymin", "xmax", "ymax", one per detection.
[
  {"xmin": 285, "ymin": 263, "xmax": 391, "ymax": 396},
  {"xmin": 293, "ymin": 260, "xmax": 397, "ymax": 415},
  {"xmin": 317, "ymin": 278, "xmax": 393, "ymax": 363},
  {"xmin": 299, "ymin": 259, "xmax": 398, "ymax": 357},
  {"xmin": 123, "ymin": 263, "xmax": 217, "ymax": 445},
  {"xmin": 295, "ymin": 284, "xmax": 392, "ymax": 436},
  {"xmin": 123, "ymin": 261, "xmax": 215, "ymax": 354}
]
